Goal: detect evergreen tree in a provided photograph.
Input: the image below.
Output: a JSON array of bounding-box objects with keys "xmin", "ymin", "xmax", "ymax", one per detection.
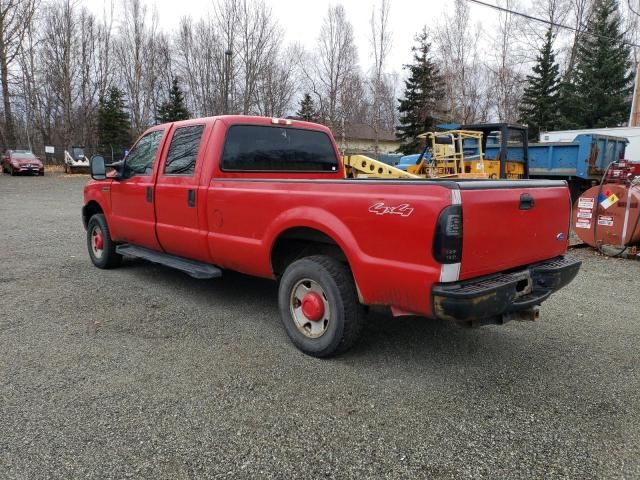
[
  {"xmin": 518, "ymin": 27, "xmax": 561, "ymax": 140},
  {"xmin": 395, "ymin": 29, "xmax": 445, "ymax": 155},
  {"xmin": 559, "ymin": 0, "xmax": 632, "ymax": 128},
  {"xmin": 157, "ymin": 77, "xmax": 190, "ymax": 123},
  {"xmin": 97, "ymin": 87, "xmax": 131, "ymax": 150},
  {"xmin": 296, "ymin": 93, "xmax": 318, "ymax": 122}
]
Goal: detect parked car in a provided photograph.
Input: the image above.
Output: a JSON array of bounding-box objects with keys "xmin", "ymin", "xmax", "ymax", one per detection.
[
  {"xmin": 1, "ymin": 150, "xmax": 45, "ymax": 176},
  {"xmin": 82, "ymin": 115, "xmax": 581, "ymax": 357}
]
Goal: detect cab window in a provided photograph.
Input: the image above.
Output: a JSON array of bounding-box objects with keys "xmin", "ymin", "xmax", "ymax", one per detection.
[
  {"xmin": 164, "ymin": 125, "xmax": 205, "ymax": 175},
  {"xmin": 124, "ymin": 130, "xmax": 164, "ymax": 177}
]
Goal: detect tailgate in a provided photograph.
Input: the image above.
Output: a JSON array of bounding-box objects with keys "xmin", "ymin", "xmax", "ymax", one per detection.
[{"xmin": 457, "ymin": 180, "xmax": 570, "ymax": 280}]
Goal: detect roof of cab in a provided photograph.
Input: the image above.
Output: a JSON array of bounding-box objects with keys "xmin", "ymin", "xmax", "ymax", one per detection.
[{"xmin": 157, "ymin": 115, "xmax": 332, "ymax": 134}]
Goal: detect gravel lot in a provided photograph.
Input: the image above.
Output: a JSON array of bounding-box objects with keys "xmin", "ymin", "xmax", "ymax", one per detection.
[{"xmin": 1, "ymin": 173, "xmax": 639, "ymax": 479}]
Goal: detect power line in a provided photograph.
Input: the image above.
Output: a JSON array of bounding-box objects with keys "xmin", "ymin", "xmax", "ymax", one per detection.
[{"xmin": 466, "ymin": 0, "xmax": 640, "ymax": 48}]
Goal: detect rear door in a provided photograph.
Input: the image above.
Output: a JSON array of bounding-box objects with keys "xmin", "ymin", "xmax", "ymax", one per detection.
[
  {"xmin": 458, "ymin": 180, "xmax": 570, "ymax": 280},
  {"xmin": 154, "ymin": 123, "xmax": 210, "ymax": 262}
]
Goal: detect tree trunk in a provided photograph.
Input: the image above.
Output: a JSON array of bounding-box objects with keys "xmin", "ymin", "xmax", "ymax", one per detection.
[{"xmin": 0, "ymin": 48, "xmax": 15, "ymax": 147}]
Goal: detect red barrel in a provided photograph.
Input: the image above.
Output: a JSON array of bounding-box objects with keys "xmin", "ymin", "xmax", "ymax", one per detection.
[{"xmin": 573, "ymin": 183, "xmax": 640, "ymax": 247}]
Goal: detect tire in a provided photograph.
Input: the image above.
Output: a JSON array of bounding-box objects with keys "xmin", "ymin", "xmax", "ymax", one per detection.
[
  {"xmin": 39, "ymin": 170, "xmax": 44, "ymax": 176},
  {"xmin": 87, "ymin": 213, "xmax": 122, "ymax": 269},
  {"xmin": 278, "ymin": 255, "xmax": 365, "ymax": 357},
  {"xmin": 10, "ymin": 167, "xmax": 15, "ymax": 176}
]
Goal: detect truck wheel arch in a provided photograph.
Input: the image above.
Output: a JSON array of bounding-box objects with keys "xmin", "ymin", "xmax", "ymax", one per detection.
[
  {"xmin": 82, "ymin": 201, "xmax": 104, "ymax": 230},
  {"xmin": 270, "ymin": 227, "xmax": 365, "ymax": 301}
]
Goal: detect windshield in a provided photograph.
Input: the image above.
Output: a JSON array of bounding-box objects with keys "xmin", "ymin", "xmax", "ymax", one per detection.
[{"xmin": 14, "ymin": 152, "xmax": 36, "ymax": 159}]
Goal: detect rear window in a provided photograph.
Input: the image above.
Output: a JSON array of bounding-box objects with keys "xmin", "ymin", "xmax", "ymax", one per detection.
[{"xmin": 221, "ymin": 125, "xmax": 339, "ymax": 172}]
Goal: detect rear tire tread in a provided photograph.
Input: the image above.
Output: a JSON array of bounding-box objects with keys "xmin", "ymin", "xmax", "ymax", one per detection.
[{"xmin": 279, "ymin": 255, "xmax": 365, "ymax": 357}]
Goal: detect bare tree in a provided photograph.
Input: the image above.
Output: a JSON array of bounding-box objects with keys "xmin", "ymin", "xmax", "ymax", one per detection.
[
  {"xmin": 236, "ymin": 0, "xmax": 281, "ymax": 115},
  {"xmin": 0, "ymin": 0, "xmax": 37, "ymax": 146},
  {"xmin": 340, "ymin": 71, "xmax": 369, "ymax": 126},
  {"xmin": 214, "ymin": 0, "xmax": 238, "ymax": 114},
  {"xmin": 564, "ymin": 0, "xmax": 593, "ymax": 77},
  {"xmin": 369, "ymin": 0, "xmax": 391, "ymax": 152},
  {"xmin": 176, "ymin": 0, "xmax": 290, "ymax": 118},
  {"xmin": 434, "ymin": 0, "xmax": 490, "ymax": 124},
  {"xmin": 379, "ymin": 73, "xmax": 399, "ymax": 130},
  {"xmin": 40, "ymin": 0, "xmax": 81, "ymax": 147},
  {"xmin": 306, "ymin": 5, "xmax": 358, "ymax": 127},
  {"xmin": 114, "ymin": 0, "xmax": 163, "ymax": 135},
  {"xmin": 489, "ymin": 0, "xmax": 525, "ymax": 122},
  {"xmin": 175, "ymin": 16, "xmax": 224, "ymax": 116},
  {"xmin": 255, "ymin": 45, "xmax": 298, "ymax": 117}
]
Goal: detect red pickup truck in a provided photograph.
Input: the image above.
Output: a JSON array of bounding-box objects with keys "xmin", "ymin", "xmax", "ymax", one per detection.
[{"xmin": 82, "ymin": 115, "xmax": 580, "ymax": 357}]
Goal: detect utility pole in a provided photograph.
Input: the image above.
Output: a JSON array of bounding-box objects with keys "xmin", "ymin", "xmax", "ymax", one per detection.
[
  {"xmin": 629, "ymin": 63, "xmax": 640, "ymax": 127},
  {"xmin": 224, "ymin": 49, "xmax": 232, "ymax": 114}
]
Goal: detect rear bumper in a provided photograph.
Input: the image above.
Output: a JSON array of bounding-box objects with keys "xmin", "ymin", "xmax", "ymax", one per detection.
[{"xmin": 432, "ymin": 255, "xmax": 581, "ymax": 324}]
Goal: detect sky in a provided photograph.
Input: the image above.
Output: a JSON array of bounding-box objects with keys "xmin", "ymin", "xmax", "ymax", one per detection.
[{"xmin": 83, "ymin": 0, "xmax": 495, "ymax": 75}]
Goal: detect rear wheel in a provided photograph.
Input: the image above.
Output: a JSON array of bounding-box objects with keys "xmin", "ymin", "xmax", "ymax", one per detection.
[
  {"xmin": 278, "ymin": 255, "xmax": 365, "ymax": 357},
  {"xmin": 87, "ymin": 214, "xmax": 122, "ymax": 269}
]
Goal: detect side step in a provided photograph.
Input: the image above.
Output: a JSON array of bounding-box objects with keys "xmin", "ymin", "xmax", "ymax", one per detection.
[{"xmin": 116, "ymin": 244, "xmax": 222, "ymax": 280}]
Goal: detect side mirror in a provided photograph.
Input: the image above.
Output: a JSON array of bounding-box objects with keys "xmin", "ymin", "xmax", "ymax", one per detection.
[
  {"xmin": 90, "ymin": 155, "xmax": 106, "ymax": 180},
  {"xmin": 106, "ymin": 159, "xmax": 125, "ymax": 179}
]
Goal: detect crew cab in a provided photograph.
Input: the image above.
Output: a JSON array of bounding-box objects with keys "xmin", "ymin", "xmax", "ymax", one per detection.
[
  {"xmin": 2, "ymin": 150, "xmax": 45, "ymax": 176},
  {"xmin": 82, "ymin": 116, "xmax": 580, "ymax": 357}
]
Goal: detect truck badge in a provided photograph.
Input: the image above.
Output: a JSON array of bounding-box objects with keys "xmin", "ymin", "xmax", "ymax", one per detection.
[{"xmin": 369, "ymin": 202, "xmax": 414, "ymax": 217}]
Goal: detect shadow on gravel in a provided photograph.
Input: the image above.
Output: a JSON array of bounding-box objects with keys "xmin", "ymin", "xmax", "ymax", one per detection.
[
  {"xmin": 112, "ymin": 257, "xmax": 554, "ymax": 379},
  {"xmin": 118, "ymin": 257, "xmax": 278, "ymax": 302}
]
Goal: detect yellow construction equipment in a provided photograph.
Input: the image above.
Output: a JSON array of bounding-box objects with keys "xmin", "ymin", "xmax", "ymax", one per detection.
[
  {"xmin": 411, "ymin": 130, "xmax": 490, "ymax": 179},
  {"xmin": 343, "ymin": 154, "xmax": 421, "ymax": 179},
  {"xmin": 342, "ymin": 125, "xmax": 526, "ymax": 181}
]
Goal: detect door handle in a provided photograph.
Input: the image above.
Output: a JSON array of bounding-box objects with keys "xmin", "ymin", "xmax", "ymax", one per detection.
[
  {"xmin": 146, "ymin": 186, "xmax": 153, "ymax": 203},
  {"xmin": 519, "ymin": 193, "xmax": 534, "ymax": 210},
  {"xmin": 188, "ymin": 189, "xmax": 196, "ymax": 208}
]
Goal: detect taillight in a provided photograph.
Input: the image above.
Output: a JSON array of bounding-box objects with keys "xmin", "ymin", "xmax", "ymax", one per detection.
[{"xmin": 433, "ymin": 205, "xmax": 463, "ymax": 263}]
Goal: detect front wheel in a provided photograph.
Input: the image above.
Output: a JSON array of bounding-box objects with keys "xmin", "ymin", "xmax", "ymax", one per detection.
[
  {"xmin": 278, "ymin": 255, "xmax": 365, "ymax": 357},
  {"xmin": 87, "ymin": 214, "xmax": 122, "ymax": 269},
  {"xmin": 10, "ymin": 167, "xmax": 15, "ymax": 176}
]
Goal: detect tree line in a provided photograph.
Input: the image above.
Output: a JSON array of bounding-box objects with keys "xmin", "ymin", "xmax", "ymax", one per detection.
[
  {"xmin": 0, "ymin": 0, "xmax": 400, "ymax": 157},
  {"xmin": 396, "ymin": 0, "xmax": 636, "ymax": 152},
  {"xmin": 0, "ymin": 0, "xmax": 637, "ymax": 159}
]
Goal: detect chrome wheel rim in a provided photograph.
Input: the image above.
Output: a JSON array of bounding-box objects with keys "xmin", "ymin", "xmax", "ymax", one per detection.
[{"xmin": 289, "ymin": 278, "xmax": 330, "ymax": 339}]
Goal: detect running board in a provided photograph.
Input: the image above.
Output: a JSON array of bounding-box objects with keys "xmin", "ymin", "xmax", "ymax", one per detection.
[{"xmin": 116, "ymin": 244, "xmax": 222, "ymax": 280}]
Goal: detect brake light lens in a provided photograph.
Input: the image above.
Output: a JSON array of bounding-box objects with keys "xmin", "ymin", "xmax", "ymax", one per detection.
[
  {"xmin": 271, "ymin": 118, "xmax": 292, "ymax": 125},
  {"xmin": 433, "ymin": 205, "xmax": 463, "ymax": 263}
]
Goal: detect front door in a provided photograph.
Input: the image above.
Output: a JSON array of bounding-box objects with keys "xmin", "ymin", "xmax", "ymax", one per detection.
[
  {"xmin": 110, "ymin": 129, "xmax": 166, "ymax": 250},
  {"xmin": 154, "ymin": 123, "xmax": 211, "ymax": 262}
]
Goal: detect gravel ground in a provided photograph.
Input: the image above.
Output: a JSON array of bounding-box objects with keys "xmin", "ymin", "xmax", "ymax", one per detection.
[{"xmin": 0, "ymin": 173, "xmax": 639, "ymax": 479}]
